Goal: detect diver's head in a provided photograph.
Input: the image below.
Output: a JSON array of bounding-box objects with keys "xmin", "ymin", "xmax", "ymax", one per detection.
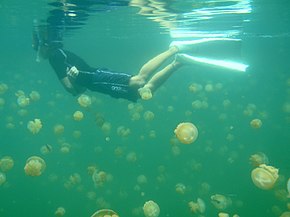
[{"xmin": 32, "ymin": 24, "xmax": 63, "ymax": 61}]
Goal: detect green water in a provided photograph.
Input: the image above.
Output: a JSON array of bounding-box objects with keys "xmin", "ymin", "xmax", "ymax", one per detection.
[{"xmin": 0, "ymin": 0, "xmax": 290, "ymax": 217}]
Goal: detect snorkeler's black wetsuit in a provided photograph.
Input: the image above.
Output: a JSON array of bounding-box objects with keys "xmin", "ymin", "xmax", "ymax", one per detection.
[{"xmin": 48, "ymin": 48, "xmax": 140, "ymax": 102}]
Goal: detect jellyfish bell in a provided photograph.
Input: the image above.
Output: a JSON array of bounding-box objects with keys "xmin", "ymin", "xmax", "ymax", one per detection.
[
  {"xmin": 0, "ymin": 83, "xmax": 8, "ymax": 94},
  {"xmin": 197, "ymin": 198, "xmax": 206, "ymax": 213},
  {"xmin": 175, "ymin": 183, "xmax": 186, "ymax": 194},
  {"xmin": 143, "ymin": 111, "xmax": 154, "ymax": 121},
  {"xmin": 0, "ymin": 156, "xmax": 14, "ymax": 172},
  {"xmin": 211, "ymin": 194, "xmax": 232, "ymax": 210},
  {"xmin": 54, "ymin": 124, "xmax": 64, "ymax": 135},
  {"xmin": 143, "ymin": 200, "xmax": 160, "ymax": 217},
  {"xmin": 250, "ymin": 118, "xmax": 262, "ymax": 129},
  {"xmin": 174, "ymin": 122, "xmax": 198, "ymax": 144},
  {"xmin": 188, "ymin": 198, "xmax": 206, "ymax": 214},
  {"xmin": 73, "ymin": 110, "xmax": 84, "ymax": 121},
  {"xmin": 29, "ymin": 91, "xmax": 40, "ymax": 101},
  {"xmin": 249, "ymin": 152, "xmax": 269, "ymax": 167},
  {"xmin": 55, "ymin": 207, "xmax": 66, "ymax": 217},
  {"xmin": 24, "ymin": 156, "xmax": 46, "ymax": 176},
  {"xmin": 137, "ymin": 174, "xmax": 148, "ymax": 185},
  {"xmin": 251, "ymin": 164, "xmax": 279, "ymax": 190},
  {"xmin": 218, "ymin": 213, "xmax": 230, "ymax": 217},
  {"xmin": 77, "ymin": 94, "xmax": 92, "ymax": 107},
  {"xmin": 17, "ymin": 95, "xmax": 30, "ymax": 107},
  {"xmin": 27, "ymin": 118, "xmax": 42, "ymax": 134},
  {"xmin": 90, "ymin": 209, "xmax": 119, "ymax": 217}
]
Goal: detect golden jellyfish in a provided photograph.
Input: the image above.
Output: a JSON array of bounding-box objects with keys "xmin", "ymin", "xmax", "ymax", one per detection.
[
  {"xmin": 0, "ymin": 172, "xmax": 6, "ymax": 186},
  {"xmin": 55, "ymin": 207, "xmax": 66, "ymax": 217},
  {"xmin": 0, "ymin": 156, "xmax": 14, "ymax": 172},
  {"xmin": 117, "ymin": 126, "xmax": 131, "ymax": 137},
  {"xmin": 137, "ymin": 174, "xmax": 148, "ymax": 185},
  {"xmin": 68, "ymin": 173, "xmax": 82, "ymax": 185},
  {"xmin": 87, "ymin": 191, "xmax": 97, "ymax": 200},
  {"xmin": 29, "ymin": 91, "xmax": 40, "ymax": 101},
  {"xmin": 60, "ymin": 143, "xmax": 71, "ymax": 154},
  {"xmin": 92, "ymin": 170, "xmax": 107, "ymax": 187},
  {"xmin": 130, "ymin": 111, "xmax": 141, "ymax": 121},
  {"xmin": 143, "ymin": 200, "xmax": 160, "ymax": 217},
  {"xmin": 96, "ymin": 113, "xmax": 105, "ymax": 127},
  {"xmin": 40, "ymin": 144, "xmax": 53, "ymax": 155},
  {"xmin": 211, "ymin": 194, "xmax": 232, "ymax": 210},
  {"xmin": 17, "ymin": 95, "xmax": 30, "ymax": 107},
  {"xmin": 18, "ymin": 108, "xmax": 28, "ymax": 117},
  {"xmin": 138, "ymin": 87, "xmax": 152, "ymax": 100},
  {"xmin": 188, "ymin": 83, "xmax": 202, "ymax": 93},
  {"xmin": 174, "ymin": 122, "xmax": 198, "ymax": 144},
  {"xmin": 204, "ymin": 83, "xmax": 214, "ymax": 92},
  {"xmin": 175, "ymin": 183, "xmax": 186, "ymax": 194},
  {"xmin": 77, "ymin": 94, "xmax": 92, "ymax": 107},
  {"xmin": 188, "ymin": 198, "xmax": 205, "ymax": 214},
  {"xmin": 250, "ymin": 118, "xmax": 262, "ymax": 129},
  {"xmin": 218, "ymin": 212, "xmax": 230, "ymax": 217},
  {"xmin": 90, "ymin": 209, "xmax": 119, "ymax": 217},
  {"xmin": 73, "ymin": 110, "xmax": 84, "ymax": 121},
  {"xmin": 101, "ymin": 122, "xmax": 111, "ymax": 135},
  {"xmin": 126, "ymin": 152, "xmax": 137, "ymax": 163},
  {"xmin": 148, "ymin": 130, "xmax": 156, "ymax": 139},
  {"xmin": 143, "ymin": 111, "xmax": 154, "ymax": 121},
  {"xmin": 72, "ymin": 130, "xmax": 82, "ymax": 139},
  {"xmin": 249, "ymin": 152, "xmax": 269, "ymax": 167},
  {"xmin": 24, "ymin": 156, "xmax": 46, "ymax": 176},
  {"xmin": 251, "ymin": 164, "xmax": 279, "ymax": 190},
  {"xmin": 54, "ymin": 124, "xmax": 64, "ymax": 135},
  {"xmin": 280, "ymin": 212, "xmax": 290, "ymax": 217},
  {"xmin": 27, "ymin": 118, "xmax": 42, "ymax": 134},
  {"xmin": 0, "ymin": 83, "xmax": 8, "ymax": 94}
]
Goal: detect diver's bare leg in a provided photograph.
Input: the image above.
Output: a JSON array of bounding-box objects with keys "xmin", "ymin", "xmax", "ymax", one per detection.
[
  {"xmin": 136, "ymin": 46, "xmax": 178, "ymax": 80},
  {"xmin": 138, "ymin": 61, "xmax": 181, "ymax": 100}
]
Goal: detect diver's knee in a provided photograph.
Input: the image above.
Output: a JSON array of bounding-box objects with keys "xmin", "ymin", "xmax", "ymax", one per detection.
[{"xmin": 130, "ymin": 75, "xmax": 146, "ymax": 87}]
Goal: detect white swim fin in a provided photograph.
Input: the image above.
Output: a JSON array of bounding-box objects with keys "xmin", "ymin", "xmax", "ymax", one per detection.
[{"xmin": 176, "ymin": 53, "xmax": 248, "ymax": 72}]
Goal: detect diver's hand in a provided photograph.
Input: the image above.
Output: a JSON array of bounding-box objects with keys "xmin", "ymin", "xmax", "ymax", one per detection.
[{"xmin": 67, "ymin": 66, "xmax": 79, "ymax": 78}]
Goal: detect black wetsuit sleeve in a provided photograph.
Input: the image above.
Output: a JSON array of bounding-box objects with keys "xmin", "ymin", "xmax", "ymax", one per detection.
[{"xmin": 48, "ymin": 49, "xmax": 68, "ymax": 80}]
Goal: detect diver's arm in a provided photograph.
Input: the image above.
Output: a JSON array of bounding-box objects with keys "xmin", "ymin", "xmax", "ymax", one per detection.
[{"xmin": 60, "ymin": 76, "xmax": 86, "ymax": 96}]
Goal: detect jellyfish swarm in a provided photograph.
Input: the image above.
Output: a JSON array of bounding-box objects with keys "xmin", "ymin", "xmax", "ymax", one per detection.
[
  {"xmin": 24, "ymin": 156, "xmax": 46, "ymax": 176},
  {"xmin": 143, "ymin": 200, "xmax": 160, "ymax": 217},
  {"xmin": 251, "ymin": 164, "xmax": 279, "ymax": 190},
  {"xmin": 174, "ymin": 122, "xmax": 198, "ymax": 144}
]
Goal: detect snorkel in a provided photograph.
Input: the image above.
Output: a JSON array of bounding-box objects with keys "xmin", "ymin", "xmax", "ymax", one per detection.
[
  {"xmin": 32, "ymin": 20, "xmax": 64, "ymax": 62},
  {"xmin": 32, "ymin": 20, "xmax": 48, "ymax": 62},
  {"xmin": 32, "ymin": 28, "xmax": 42, "ymax": 62}
]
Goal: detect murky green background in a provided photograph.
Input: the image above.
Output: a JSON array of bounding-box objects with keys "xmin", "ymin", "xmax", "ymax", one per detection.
[{"xmin": 0, "ymin": 0, "xmax": 290, "ymax": 217}]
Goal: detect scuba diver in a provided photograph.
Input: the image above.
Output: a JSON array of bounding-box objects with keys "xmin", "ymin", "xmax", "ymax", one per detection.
[{"xmin": 32, "ymin": 26, "xmax": 184, "ymax": 102}]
